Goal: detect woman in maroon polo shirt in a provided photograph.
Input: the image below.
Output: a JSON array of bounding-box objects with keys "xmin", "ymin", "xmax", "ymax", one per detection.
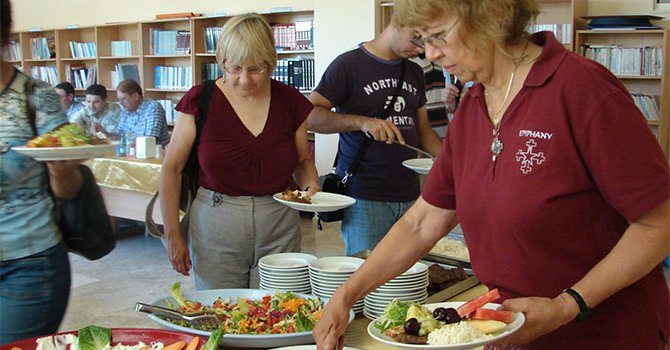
[
  {"xmin": 313, "ymin": 1, "xmax": 669, "ymax": 349},
  {"xmin": 159, "ymin": 13, "xmax": 320, "ymax": 290}
]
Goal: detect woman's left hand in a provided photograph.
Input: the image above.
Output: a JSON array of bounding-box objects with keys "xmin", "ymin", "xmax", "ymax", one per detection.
[
  {"xmin": 305, "ymin": 185, "xmax": 321, "ymax": 198},
  {"xmin": 491, "ymin": 294, "xmax": 576, "ymax": 346},
  {"xmin": 44, "ymin": 159, "xmax": 83, "ymax": 179}
]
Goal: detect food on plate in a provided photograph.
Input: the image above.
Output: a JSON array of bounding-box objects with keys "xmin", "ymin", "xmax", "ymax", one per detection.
[
  {"xmin": 427, "ymin": 264, "xmax": 469, "ymax": 293},
  {"xmin": 26, "ymin": 325, "xmax": 204, "ymax": 350},
  {"xmin": 166, "ymin": 282, "xmax": 324, "ymax": 334},
  {"xmin": 374, "ymin": 288, "xmax": 515, "ymax": 345},
  {"xmin": 429, "ymin": 237, "xmax": 470, "ymax": 261},
  {"xmin": 27, "ymin": 124, "xmax": 108, "ymax": 148},
  {"xmin": 280, "ymin": 189, "xmax": 312, "ymax": 204}
]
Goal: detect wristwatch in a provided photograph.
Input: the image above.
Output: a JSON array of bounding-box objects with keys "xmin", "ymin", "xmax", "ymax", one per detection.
[{"xmin": 562, "ymin": 288, "xmax": 592, "ymax": 321}]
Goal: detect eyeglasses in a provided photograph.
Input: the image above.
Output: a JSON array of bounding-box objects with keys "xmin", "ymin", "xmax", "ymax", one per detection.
[
  {"xmin": 223, "ymin": 64, "xmax": 268, "ymax": 76},
  {"xmin": 411, "ymin": 19, "xmax": 460, "ymax": 49}
]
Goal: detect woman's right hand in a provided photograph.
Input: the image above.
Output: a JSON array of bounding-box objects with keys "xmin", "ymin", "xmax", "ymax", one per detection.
[
  {"xmin": 165, "ymin": 232, "xmax": 191, "ymax": 276},
  {"xmin": 313, "ymin": 294, "xmax": 351, "ymax": 350}
]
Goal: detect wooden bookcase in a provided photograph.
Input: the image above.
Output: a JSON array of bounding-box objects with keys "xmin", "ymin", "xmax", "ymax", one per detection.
[
  {"xmin": 9, "ymin": 9, "xmax": 315, "ymax": 100},
  {"xmin": 575, "ymin": 29, "xmax": 670, "ymax": 159}
]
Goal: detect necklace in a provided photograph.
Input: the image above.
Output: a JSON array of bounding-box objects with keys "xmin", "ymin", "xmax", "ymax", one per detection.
[{"xmin": 485, "ymin": 42, "xmax": 537, "ymax": 162}]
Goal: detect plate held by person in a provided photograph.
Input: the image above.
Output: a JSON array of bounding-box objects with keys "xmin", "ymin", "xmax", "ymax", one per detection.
[{"xmin": 273, "ymin": 191, "xmax": 356, "ymax": 212}]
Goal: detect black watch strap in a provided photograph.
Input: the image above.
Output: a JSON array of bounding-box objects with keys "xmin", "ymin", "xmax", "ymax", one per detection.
[{"xmin": 563, "ymin": 288, "xmax": 592, "ymax": 321}]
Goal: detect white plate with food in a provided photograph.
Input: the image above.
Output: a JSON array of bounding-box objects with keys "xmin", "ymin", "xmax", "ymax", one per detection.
[
  {"xmin": 402, "ymin": 158, "xmax": 434, "ymax": 175},
  {"xmin": 273, "ymin": 191, "xmax": 355, "ymax": 212},
  {"xmin": 143, "ymin": 288, "xmax": 354, "ymax": 349},
  {"xmin": 12, "ymin": 143, "xmax": 117, "ymax": 161},
  {"xmin": 368, "ymin": 301, "xmax": 525, "ymax": 350}
]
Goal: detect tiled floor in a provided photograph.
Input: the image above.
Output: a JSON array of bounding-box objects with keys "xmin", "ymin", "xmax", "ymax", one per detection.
[{"xmin": 58, "ymin": 216, "xmax": 345, "ymax": 332}]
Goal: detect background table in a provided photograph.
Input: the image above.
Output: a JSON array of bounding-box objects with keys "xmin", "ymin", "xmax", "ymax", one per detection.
[{"xmin": 86, "ymin": 156, "xmax": 162, "ymax": 223}]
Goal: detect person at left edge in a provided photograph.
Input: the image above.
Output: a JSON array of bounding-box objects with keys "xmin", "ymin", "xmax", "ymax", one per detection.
[
  {"xmin": 159, "ymin": 13, "xmax": 320, "ymax": 290},
  {"xmin": 0, "ymin": 0, "xmax": 82, "ymax": 344},
  {"xmin": 54, "ymin": 81, "xmax": 83, "ymax": 122},
  {"xmin": 115, "ymin": 79, "xmax": 170, "ymax": 147}
]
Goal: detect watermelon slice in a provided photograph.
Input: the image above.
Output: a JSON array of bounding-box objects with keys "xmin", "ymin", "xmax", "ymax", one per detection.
[
  {"xmin": 472, "ymin": 307, "xmax": 516, "ymax": 324},
  {"xmin": 456, "ymin": 288, "xmax": 501, "ymax": 317}
]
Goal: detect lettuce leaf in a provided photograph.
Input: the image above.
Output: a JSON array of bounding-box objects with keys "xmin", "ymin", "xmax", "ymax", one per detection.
[
  {"xmin": 373, "ymin": 299, "xmax": 410, "ymax": 332},
  {"xmin": 201, "ymin": 329, "xmax": 223, "ymax": 350},
  {"xmin": 77, "ymin": 325, "xmax": 111, "ymax": 350}
]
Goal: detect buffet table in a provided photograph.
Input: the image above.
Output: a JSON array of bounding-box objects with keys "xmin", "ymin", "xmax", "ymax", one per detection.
[{"xmin": 85, "ymin": 156, "xmax": 163, "ymax": 223}]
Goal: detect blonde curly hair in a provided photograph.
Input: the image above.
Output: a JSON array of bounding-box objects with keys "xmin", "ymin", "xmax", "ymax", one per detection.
[{"xmin": 393, "ymin": 0, "xmax": 540, "ymax": 55}]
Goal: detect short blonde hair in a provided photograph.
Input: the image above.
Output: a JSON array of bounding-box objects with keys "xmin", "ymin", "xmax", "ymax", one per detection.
[
  {"xmin": 393, "ymin": 0, "xmax": 539, "ymax": 55},
  {"xmin": 215, "ymin": 13, "xmax": 277, "ymax": 75}
]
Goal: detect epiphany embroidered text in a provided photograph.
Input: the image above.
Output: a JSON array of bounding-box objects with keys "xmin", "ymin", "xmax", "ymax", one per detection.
[{"xmin": 519, "ymin": 129, "xmax": 553, "ymax": 139}]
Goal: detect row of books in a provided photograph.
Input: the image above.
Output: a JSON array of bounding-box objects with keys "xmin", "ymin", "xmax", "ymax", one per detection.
[
  {"xmin": 201, "ymin": 62, "xmax": 222, "ymax": 81},
  {"xmin": 203, "ymin": 27, "xmax": 223, "ymax": 54},
  {"xmin": 69, "ymin": 41, "xmax": 97, "ymax": 58},
  {"xmin": 30, "ymin": 37, "xmax": 55, "ymax": 59},
  {"xmin": 4, "ymin": 41, "xmax": 21, "ymax": 61},
  {"xmin": 272, "ymin": 20, "xmax": 314, "ymax": 51},
  {"xmin": 580, "ymin": 44, "xmax": 663, "ymax": 76},
  {"xmin": 111, "ymin": 40, "xmax": 134, "ymax": 57},
  {"xmin": 149, "ymin": 29, "xmax": 191, "ymax": 56},
  {"xmin": 158, "ymin": 99, "xmax": 178, "ymax": 126},
  {"xmin": 65, "ymin": 64, "xmax": 97, "ymax": 88},
  {"xmin": 272, "ymin": 58, "xmax": 315, "ymax": 91},
  {"xmin": 632, "ymin": 94, "xmax": 660, "ymax": 122},
  {"xmin": 154, "ymin": 65, "xmax": 193, "ymax": 90},
  {"xmin": 30, "ymin": 65, "xmax": 58, "ymax": 85},
  {"xmin": 528, "ymin": 24, "xmax": 572, "ymax": 44}
]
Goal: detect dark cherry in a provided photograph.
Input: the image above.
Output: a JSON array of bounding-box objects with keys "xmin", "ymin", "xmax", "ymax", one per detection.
[{"xmin": 404, "ymin": 318, "xmax": 421, "ymax": 335}]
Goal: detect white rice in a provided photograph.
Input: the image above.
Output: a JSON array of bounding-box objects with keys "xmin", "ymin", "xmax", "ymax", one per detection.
[
  {"xmin": 430, "ymin": 237, "xmax": 470, "ymax": 260},
  {"xmin": 427, "ymin": 322, "xmax": 492, "ymax": 345}
]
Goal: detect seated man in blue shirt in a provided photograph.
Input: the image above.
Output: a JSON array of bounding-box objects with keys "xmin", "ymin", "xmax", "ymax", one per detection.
[
  {"xmin": 54, "ymin": 81, "xmax": 83, "ymax": 122},
  {"xmin": 115, "ymin": 79, "xmax": 170, "ymax": 147}
]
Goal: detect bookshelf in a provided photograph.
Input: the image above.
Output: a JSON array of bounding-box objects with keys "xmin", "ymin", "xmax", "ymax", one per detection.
[
  {"xmin": 96, "ymin": 22, "xmax": 141, "ymax": 91},
  {"xmin": 575, "ymin": 29, "xmax": 670, "ymax": 159}
]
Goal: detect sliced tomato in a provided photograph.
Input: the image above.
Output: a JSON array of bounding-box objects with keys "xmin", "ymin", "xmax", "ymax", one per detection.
[
  {"xmin": 457, "ymin": 288, "xmax": 501, "ymax": 317},
  {"xmin": 472, "ymin": 307, "xmax": 516, "ymax": 324}
]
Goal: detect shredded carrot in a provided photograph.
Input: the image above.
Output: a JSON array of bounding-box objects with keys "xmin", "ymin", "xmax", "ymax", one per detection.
[{"xmin": 280, "ymin": 298, "xmax": 306, "ymax": 313}]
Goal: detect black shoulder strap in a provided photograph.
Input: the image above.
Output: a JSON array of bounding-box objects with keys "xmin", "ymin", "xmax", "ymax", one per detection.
[
  {"xmin": 25, "ymin": 79, "xmax": 37, "ymax": 135},
  {"xmin": 342, "ymin": 59, "xmax": 406, "ymax": 181},
  {"xmin": 183, "ymin": 79, "xmax": 216, "ymax": 178}
]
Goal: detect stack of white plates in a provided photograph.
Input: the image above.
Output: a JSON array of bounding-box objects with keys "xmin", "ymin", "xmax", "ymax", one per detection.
[
  {"xmin": 308, "ymin": 256, "xmax": 365, "ymax": 314},
  {"xmin": 363, "ymin": 261, "xmax": 429, "ymax": 319},
  {"xmin": 258, "ymin": 253, "xmax": 316, "ymax": 294}
]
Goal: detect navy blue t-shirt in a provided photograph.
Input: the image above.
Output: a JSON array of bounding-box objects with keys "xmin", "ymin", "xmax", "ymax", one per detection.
[{"xmin": 316, "ymin": 45, "xmax": 427, "ymax": 201}]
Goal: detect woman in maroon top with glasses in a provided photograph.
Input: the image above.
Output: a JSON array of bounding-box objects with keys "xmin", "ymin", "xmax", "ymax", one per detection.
[{"xmin": 160, "ymin": 13, "xmax": 320, "ymax": 290}]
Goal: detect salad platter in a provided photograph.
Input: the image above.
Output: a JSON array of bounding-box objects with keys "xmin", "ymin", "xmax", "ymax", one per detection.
[
  {"xmin": 11, "ymin": 143, "xmax": 117, "ymax": 161},
  {"xmin": 0, "ymin": 327, "xmax": 203, "ymax": 350},
  {"xmin": 142, "ymin": 288, "xmax": 355, "ymax": 348}
]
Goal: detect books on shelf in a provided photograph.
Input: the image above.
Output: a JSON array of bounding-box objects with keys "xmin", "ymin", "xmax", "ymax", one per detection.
[
  {"xmin": 295, "ymin": 20, "xmax": 314, "ymax": 50},
  {"xmin": 632, "ymin": 94, "xmax": 660, "ymax": 122},
  {"xmin": 154, "ymin": 65, "xmax": 192, "ymax": 90},
  {"xmin": 201, "ymin": 62, "xmax": 222, "ymax": 81},
  {"xmin": 30, "ymin": 37, "xmax": 55, "ymax": 59},
  {"xmin": 111, "ymin": 40, "xmax": 133, "ymax": 57},
  {"xmin": 5, "ymin": 40, "xmax": 21, "ymax": 61},
  {"xmin": 580, "ymin": 44, "xmax": 663, "ymax": 77},
  {"xmin": 273, "ymin": 57, "xmax": 314, "ymax": 91},
  {"xmin": 203, "ymin": 26, "xmax": 222, "ymax": 54},
  {"xmin": 150, "ymin": 29, "xmax": 191, "ymax": 55},
  {"xmin": 272, "ymin": 23, "xmax": 296, "ymax": 51},
  {"xmin": 30, "ymin": 65, "xmax": 58, "ymax": 85},
  {"xmin": 69, "ymin": 41, "xmax": 97, "ymax": 58},
  {"xmin": 116, "ymin": 63, "xmax": 141, "ymax": 84},
  {"xmin": 65, "ymin": 63, "xmax": 97, "ymax": 88},
  {"xmin": 528, "ymin": 24, "xmax": 572, "ymax": 45},
  {"xmin": 157, "ymin": 99, "xmax": 178, "ymax": 125}
]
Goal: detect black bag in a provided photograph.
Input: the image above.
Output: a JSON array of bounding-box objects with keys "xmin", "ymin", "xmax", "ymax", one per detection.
[
  {"xmin": 316, "ymin": 173, "xmax": 346, "ymax": 224},
  {"xmin": 145, "ymin": 79, "xmax": 216, "ymax": 239},
  {"xmin": 316, "ymin": 60, "xmax": 406, "ymax": 228},
  {"xmin": 55, "ymin": 165, "xmax": 116, "ymax": 260},
  {"xmin": 26, "ymin": 80, "xmax": 115, "ymax": 260}
]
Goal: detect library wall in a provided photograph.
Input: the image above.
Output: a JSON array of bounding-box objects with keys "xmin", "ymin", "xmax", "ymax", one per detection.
[{"xmin": 11, "ymin": 0, "xmax": 313, "ymax": 31}]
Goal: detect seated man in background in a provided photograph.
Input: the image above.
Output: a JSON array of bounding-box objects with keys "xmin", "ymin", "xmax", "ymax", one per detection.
[
  {"xmin": 71, "ymin": 84, "xmax": 120, "ymax": 137},
  {"xmin": 115, "ymin": 79, "xmax": 170, "ymax": 147},
  {"xmin": 54, "ymin": 81, "xmax": 83, "ymax": 122}
]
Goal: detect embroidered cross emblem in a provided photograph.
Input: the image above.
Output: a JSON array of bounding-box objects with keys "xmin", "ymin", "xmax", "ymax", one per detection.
[{"xmin": 515, "ymin": 139, "xmax": 545, "ymax": 174}]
